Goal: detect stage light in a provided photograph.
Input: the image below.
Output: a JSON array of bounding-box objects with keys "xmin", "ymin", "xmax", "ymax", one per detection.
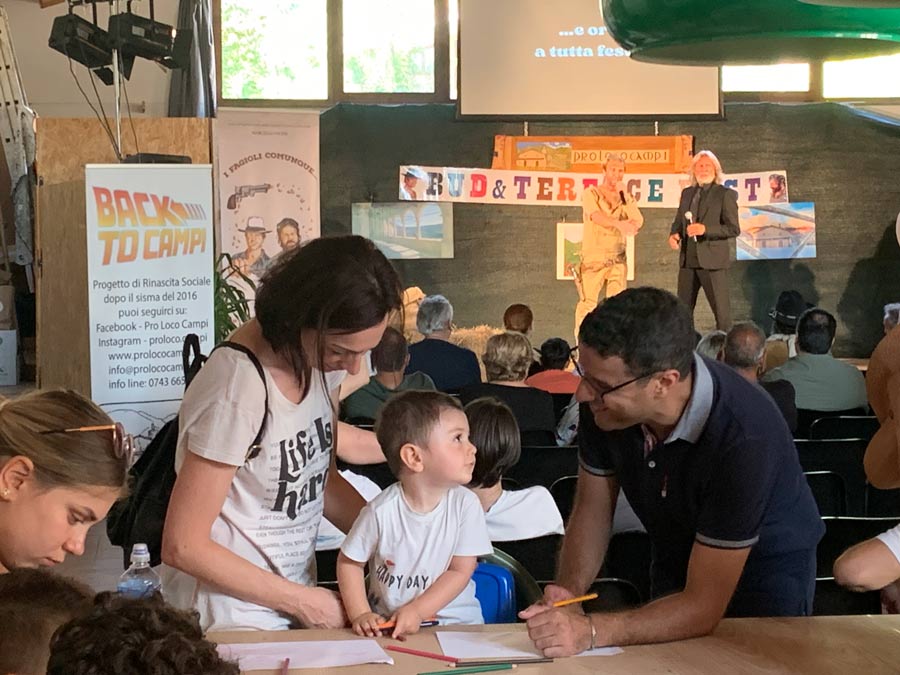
[
  {"xmin": 48, "ymin": 10, "xmax": 112, "ymax": 71},
  {"xmin": 108, "ymin": 2, "xmax": 191, "ymax": 71}
]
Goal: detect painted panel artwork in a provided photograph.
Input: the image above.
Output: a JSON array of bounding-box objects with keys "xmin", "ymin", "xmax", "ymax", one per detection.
[
  {"xmin": 352, "ymin": 202, "xmax": 454, "ymax": 259},
  {"xmin": 737, "ymin": 202, "xmax": 816, "ymax": 261}
]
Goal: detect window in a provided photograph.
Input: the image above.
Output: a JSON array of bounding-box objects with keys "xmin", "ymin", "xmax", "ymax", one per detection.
[
  {"xmin": 221, "ymin": 0, "xmax": 328, "ymax": 100},
  {"xmin": 343, "ymin": 0, "xmax": 435, "ymax": 93},
  {"xmin": 824, "ymin": 52, "xmax": 900, "ymax": 99},
  {"xmin": 722, "ymin": 64, "xmax": 811, "ymax": 93},
  {"xmin": 449, "ymin": 0, "xmax": 458, "ymax": 100}
]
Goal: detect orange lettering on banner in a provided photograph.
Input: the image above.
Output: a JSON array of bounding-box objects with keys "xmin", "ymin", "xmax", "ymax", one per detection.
[
  {"xmin": 94, "ymin": 188, "xmax": 117, "ymax": 228},
  {"xmin": 113, "ymin": 190, "xmax": 139, "ymax": 227},
  {"xmin": 557, "ymin": 177, "xmax": 576, "ymax": 201}
]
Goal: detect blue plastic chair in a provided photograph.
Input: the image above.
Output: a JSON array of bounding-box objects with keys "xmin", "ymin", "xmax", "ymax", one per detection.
[{"xmin": 473, "ymin": 562, "xmax": 517, "ymax": 623}]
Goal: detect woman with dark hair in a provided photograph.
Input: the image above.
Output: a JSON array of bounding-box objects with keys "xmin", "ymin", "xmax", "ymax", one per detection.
[{"xmin": 161, "ymin": 235, "xmax": 403, "ymax": 632}]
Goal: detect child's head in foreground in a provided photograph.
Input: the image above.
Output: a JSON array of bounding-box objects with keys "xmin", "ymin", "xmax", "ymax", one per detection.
[
  {"xmin": 0, "ymin": 568, "xmax": 94, "ymax": 675},
  {"xmin": 46, "ymin": 592, "xmax": 240, "ymax": 675},
  {"xmin": 376, "ymin": 390, "xmax": 476, "ymax": 486},
  {"xmin": 464, "ymin": 397, "xmax": 522, "ymax": 490}
]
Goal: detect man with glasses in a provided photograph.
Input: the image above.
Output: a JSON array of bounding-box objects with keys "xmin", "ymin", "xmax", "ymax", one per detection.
[{"xmin": 520, "ymin": 287, "xmax": 823, "ymax": 656}]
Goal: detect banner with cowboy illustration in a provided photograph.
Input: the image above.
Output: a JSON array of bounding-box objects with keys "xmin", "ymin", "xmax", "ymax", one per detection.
[
  {"xmin": 492, "ymin": 135, "xmax": 695, "ymax": 174},
  {"xmin": 217, "ymin": 108, "xmax": 321, "ymax": 301},
  {"xmin": 398, "ymin": 166, "xmax": 789, "ymax": 208}
]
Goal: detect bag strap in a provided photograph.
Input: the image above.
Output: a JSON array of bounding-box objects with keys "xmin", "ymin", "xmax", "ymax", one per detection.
[
  {"xmin": 211, "ymin": 340, "xmax": 269, "ymax": 462},
  {"xmin": 182, "ymin": 334, "xmax": 206, "ymax": 389}
]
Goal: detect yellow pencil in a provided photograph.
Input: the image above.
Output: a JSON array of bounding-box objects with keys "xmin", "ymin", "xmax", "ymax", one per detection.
[{"xmin": 552, "ymin": 592, "xmax": 598, "ymax": 608}]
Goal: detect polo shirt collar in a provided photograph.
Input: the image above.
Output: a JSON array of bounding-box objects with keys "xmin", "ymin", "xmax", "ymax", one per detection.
[{"xmin": 664, "ymin": 354, "xmax": 714, "ymax": 445}]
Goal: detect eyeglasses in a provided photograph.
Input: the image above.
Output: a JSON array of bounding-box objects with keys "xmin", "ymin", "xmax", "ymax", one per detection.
[
  {"xmin": 39, "ymin": 422, "xmax": 135, "ymax": 462},
  {"xmin": 574, "ymin": 361, "xmax": 652, "ymax": 403}
]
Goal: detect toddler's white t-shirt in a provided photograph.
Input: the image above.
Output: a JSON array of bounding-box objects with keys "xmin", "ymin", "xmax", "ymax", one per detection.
[{"xmin": 341, "ymin": 483, "xmax": 492, "ymax": 625}]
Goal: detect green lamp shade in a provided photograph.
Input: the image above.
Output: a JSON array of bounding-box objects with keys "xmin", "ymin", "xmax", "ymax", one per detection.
[{"xmin": 602, "ymin": 0, "xmax": 900, "ymax": 65}]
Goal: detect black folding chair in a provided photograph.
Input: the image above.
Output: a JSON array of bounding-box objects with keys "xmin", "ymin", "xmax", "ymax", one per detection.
[
  {"xmin": 584, "ymin": 578, "xmax": 642, "ymax": 613},
  {"xmin": 506, "ymin": 445, "xmax": 579, "ymax": 490},
  {"xmin": 809, "ymin": 416, "xmax": 880, "ymax": 442},
  {"xmin": 813, "ymin": 578, "xmax": 882, "ymax": 616},
  {"xmin": 865, "ymin": 483, "xmax": 900, "ymax": 517},
  {"xmin": 551, "ymin": 393, "xmax": 575, "ymax": 424},
  {"xmin": 495, "ymin": 534, "xmax": 563, "ymax": 584},
  {"xmin": 805, "ymin": 471, "xmax": 848, "ymax": 517},
  {"xmin": 795, "ymin": 439, "xmax": 868, "ymax": 515},
  {"xmin": 549, "ymin": 475, "xmax": 578, "ymax": 524},
  {"xmin": 816, "ymin": 516, "xmax": 900, "ymax": 578},
  {"xmin": 796, "ymin": 408, "xmax": 868, "ymax": 439},
  {"xmin": 602, "ymin": 531, "xmax": 652, "ymax": 603}
]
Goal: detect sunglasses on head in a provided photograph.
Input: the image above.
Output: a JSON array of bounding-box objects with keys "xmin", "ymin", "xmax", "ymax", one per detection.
[{"xmin": 39, "ymin": 422, "xmax": 135, "ymax": 462}]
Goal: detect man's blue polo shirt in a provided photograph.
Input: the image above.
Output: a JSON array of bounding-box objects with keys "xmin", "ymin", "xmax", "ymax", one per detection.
[{"xmin": 579, "ymin": 355, "xmax": 824, "ymax": 617}]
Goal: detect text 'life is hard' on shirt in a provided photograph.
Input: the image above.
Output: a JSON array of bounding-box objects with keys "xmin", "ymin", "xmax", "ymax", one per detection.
[
  {"xmin": 160, "ymin": 348, "xmax": 345, "ymax": 632},
  {"xmin": 341, "ymin": 483, "xmax": 493, "ymax": 625}
]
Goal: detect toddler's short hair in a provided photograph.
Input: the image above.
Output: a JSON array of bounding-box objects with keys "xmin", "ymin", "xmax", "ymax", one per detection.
[
  {"xmin": 0, "ymin": 568, "xmax": 94, "ymax": 675},
  {"xmin": 47, "ymin": 592, "xmax": 240, "ymax": 675},
  {"xmin": 465, "ymin": 397, "xmax": 521, "ymax": 488},
  {"xmin": 376, "ymin": 389, "xmax": 463, "ymax": 476}
]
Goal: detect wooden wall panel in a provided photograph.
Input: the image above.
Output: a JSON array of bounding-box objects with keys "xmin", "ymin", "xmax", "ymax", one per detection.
[{"xmin": 35, "ymin": 117, "xmax": 211, "ymax": 393}]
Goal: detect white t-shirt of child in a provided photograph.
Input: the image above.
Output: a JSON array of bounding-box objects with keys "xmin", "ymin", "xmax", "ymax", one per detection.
[
  {"xmin": 340, "ymin": 483, "xmax": 492, "ymax": 625},
  {"xmin": 877, "ymin": 524, "xmax": 900, "ymax": 563},
  {"xmin": 316, "ymin": 470, "xmax": 383, "ymax": 551},
  {"xmin": 484, "ymin": 487, "xmax": 565, "ymax": 542},
  {"xmin": 159, "ymin": 348, "xmax": 344, "ymax": 632}
]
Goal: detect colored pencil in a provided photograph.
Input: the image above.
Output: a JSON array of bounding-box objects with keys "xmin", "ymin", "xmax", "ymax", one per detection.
[
  {"xmin": 455, "ymin": 657, "xmax": 553, "ymax": 666},
  {"xmin": 385, "ymin": 645, "xmax": 459, "ymax": 663},
  {"xmin": 552, "ymin": 592, "xmax": 599, "ymax": 608},
  {"xmin": 280, "ymin": 657, "xmax": 290, "ymax": 674},
  {"xmin": 418, "ymin": 665, "xmax": 514, "ymax": 675},
  {"xmin": 376, "ymin": 618, "xmax": 439, "ymax": 630}
]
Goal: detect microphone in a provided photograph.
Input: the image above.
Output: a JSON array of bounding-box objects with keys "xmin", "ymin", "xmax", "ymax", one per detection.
[
  {"xmin": 685, "ymin": 210, "xmax": 697, "ymax": 242},
  {"xmin": 619, "ymin": 189, "xmax": 627, "ymax": 205}
]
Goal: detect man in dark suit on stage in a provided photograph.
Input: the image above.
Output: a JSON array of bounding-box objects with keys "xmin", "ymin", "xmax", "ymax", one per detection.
[{"xmin": 668, "ymin": 151, "xmax": 740, "ymax": 330}]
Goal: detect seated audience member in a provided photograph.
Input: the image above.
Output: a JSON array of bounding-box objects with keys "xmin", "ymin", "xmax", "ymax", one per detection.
[
  {"xmin": 343, "ymin": 327, "xmax": 436, "ymax": 421},
  {"xmin": 47, "ymin": 592, "xmax": 240, "ymax": 675},
  {"xmin": 695, "ymin": 330, "xmax": 726, "ymax": 360},
  {"xmin": 337, "ymin": 391, "xmax": 492, "ymax": 638},
  {"xmin": 834, "ymin": 524, "xmax": 900, "ymax": 613},
  {"xmin": 503, "ymin": 303, "xmax": 534, "ymax": 336},
  {"xmin": 883, "ymin": 302, "xmax": 900, "ymax": 335},
  {"xmin": 465, "ymin": 397, "xmax": 564, "ymax": 541},
  {"xmin": 722, "ymin": 322, "xmax": 798, "ymax": 433},
  {"xmin": 763, "ymin": 308, "xmax": 867, "ymax": 413},
  {"xmin": 401, "ymin": 286, "xmax": 426, "ymax": 343},
  {"xmin": 460, "ymin": 332, "xmax": 557, "ymax": 445},
  {"xmin": 0, "ymin": 568, "xmax": 94, "ymax": 675},
  {"xmin": 526, "ymin": 338, "xmax": 581, "ymax": 395},
  {"xmin": 406, "ymin": 295, "xmax": 481, "ymax": 393},
  {"xmin": 765, "ymin": 290, "xmax": 811, "ymax": 372}
]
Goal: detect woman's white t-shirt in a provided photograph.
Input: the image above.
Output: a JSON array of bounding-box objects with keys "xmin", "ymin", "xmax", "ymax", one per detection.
[
  {"xmin": 484, "ymin": 487, "xmax": 565, "ymax": 542},
  {"xmin": 160, "ymin": 348, "xmax": 344, "ymax": 632},
  {"xmin": 340, "ymin": 483, "xmax": 493, "ymax": 625}
]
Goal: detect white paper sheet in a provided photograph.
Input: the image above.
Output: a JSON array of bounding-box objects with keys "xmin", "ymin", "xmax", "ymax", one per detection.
[
  {"xmin": 216, "ymin": 639, "xmax": 394, "ymax": 671},
  {"xmin": 436, "ymin": 631, "xmax": 622, "ymax": 659}
]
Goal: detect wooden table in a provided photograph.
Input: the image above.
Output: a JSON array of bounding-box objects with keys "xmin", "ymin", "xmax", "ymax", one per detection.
[{"xmin": 210, "ymin": 615, "xmax": 900, "ymax": 674}]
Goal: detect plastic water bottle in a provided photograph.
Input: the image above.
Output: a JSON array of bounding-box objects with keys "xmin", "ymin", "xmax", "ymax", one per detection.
[{"xmin": 117, "ymin": 543, "xmax": 161, "ymax": 598}]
